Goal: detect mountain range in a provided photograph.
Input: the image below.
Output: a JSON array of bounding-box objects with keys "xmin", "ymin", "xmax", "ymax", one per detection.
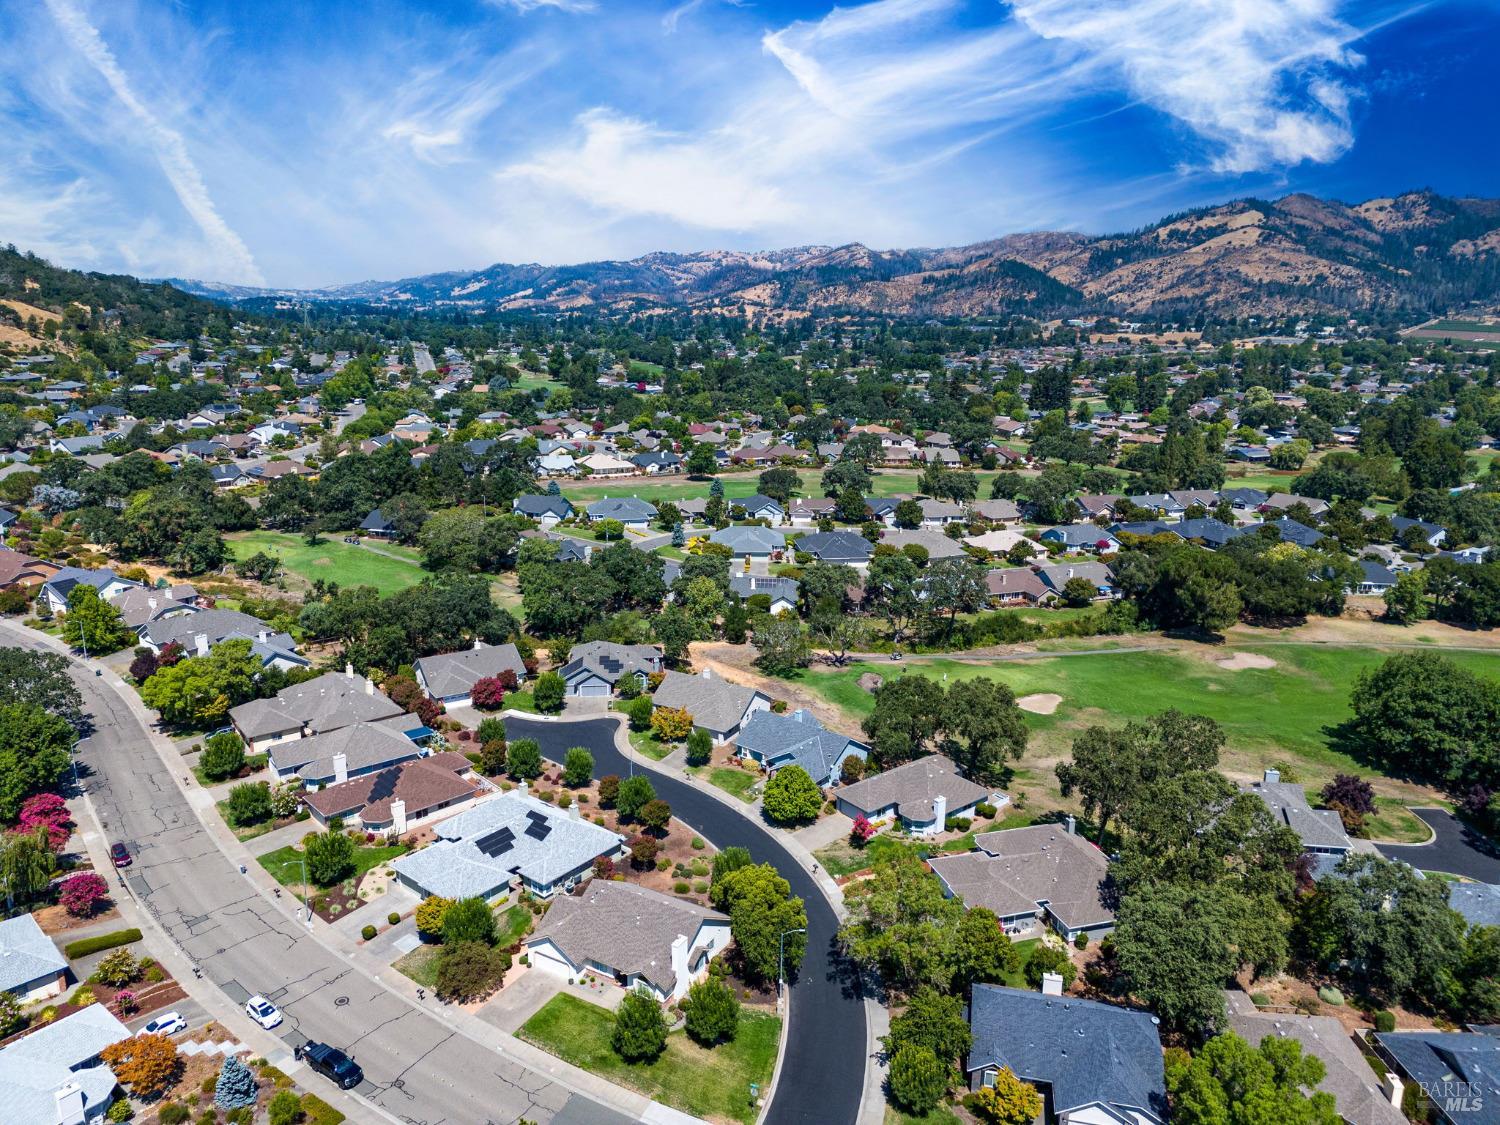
[{"xmin": 156, "ymin": 190, "xmax": 1500, "ymax": 321}]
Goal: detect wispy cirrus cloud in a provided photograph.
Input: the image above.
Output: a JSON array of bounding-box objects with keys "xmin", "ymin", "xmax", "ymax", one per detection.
[
  {"xmin": 40, "ymin": 0, "xmax": 263, "ymax": 283},
  {"xmin": 487, "ymin": 0, "xmax": 598, "ymax": 13}
]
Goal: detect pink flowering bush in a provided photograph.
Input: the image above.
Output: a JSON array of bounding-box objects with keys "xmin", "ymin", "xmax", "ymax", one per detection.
[
  {"xmin": 59, "ymin": 872, "xmax": 110, "ymax": 917},
  {"xmin": 19, "ymin": 794, "xmax": 72, "ymax": 852},
  {"xmin": 850, "ymin": 814, "xmax": 875, "ymax": 848}
]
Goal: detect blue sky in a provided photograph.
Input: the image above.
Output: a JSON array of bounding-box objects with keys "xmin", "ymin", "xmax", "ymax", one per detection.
[{"xmin": 1, "ymin": 0, "xmax": 1496, "ymax": 288}]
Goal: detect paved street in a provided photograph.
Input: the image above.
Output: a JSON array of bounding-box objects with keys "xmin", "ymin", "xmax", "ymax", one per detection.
[
  {"xmin": 7, "ymin": 627, "xmax": 635, "ymax": 1125},
  {"xmin": 505, "ymin": 717, "xmax": 868, "ymax": 1125},
  {"xmin": 1376, "ymin": 808, "xmax": 1500, "ymax": 881}
]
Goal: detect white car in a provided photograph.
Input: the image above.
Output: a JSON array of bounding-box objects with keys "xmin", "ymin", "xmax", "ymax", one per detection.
[
  {"xmin": 245, "ymin": 995, "xmax": 283, "ymax": 1030},
  {"xmin": 137, "ymin": 1011, "xmax": 187, "ymax": 1037}
]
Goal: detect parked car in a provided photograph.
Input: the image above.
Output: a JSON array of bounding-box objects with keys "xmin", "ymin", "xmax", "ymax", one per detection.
[
  {"xmin": 137, "ymin": 1011, "xmax": 187, "ymax": 1037},
  {"xmin": 245, "ymin": 995, "xmax": 282, "ymax": 1029},
  {"xmin": 110, "ymin": 842, "xmax": 132, "ymax": 868},
  {"xmin": 295, "ymin": 1040, "xmax": 364, "ymax": 1089}
]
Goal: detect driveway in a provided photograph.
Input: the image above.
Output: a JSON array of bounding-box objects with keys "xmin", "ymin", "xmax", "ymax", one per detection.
[
  {"xmin": 1375, "ymin": 808, "xmax": 1500, "ymax": 881},
  {"xmin": 505, "ymin": 716, "xmax": 866, "ymax": 1125}
]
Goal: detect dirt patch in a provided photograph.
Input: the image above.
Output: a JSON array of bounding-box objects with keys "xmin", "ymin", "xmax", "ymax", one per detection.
[
  {"xmin": 857, "ymin": 672, "xmax": 884, "ymax": 693},
  {"xmin": 689, "ymin": 641, "xmax": 863, "ymax": 737},
  {"xmin": 1017, "ymin": 693, "xmax": 1063, "ymax": 714},
  {"xmin": 1216, "ymin": 652, "xmax": 1277, "ymax": 671}
]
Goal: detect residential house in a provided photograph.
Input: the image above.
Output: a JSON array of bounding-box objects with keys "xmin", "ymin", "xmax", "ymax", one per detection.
[
  {"xmin": 1373, "ymin": 1031, "xmax": 1500, "ymax": 1125},
  {"xmin": 228, "ymin": 668, "xmax": 406, "ymax": 754},
  {"xmin": 1039, "ymin": 526, "xmax": 1120, "ymax": 555},
  {"xmin": 360, "ymin": 509, "xmax": 397, "ymax": 538},
  {"xmin": 967, "ymin": 499, "xmax": 1021, "ymax": 524},
  {"xmin": 709, "ymin": 525, "xmax": 786, "ymax": 559},
  {"xmin": 734, "ymin": 708, "xmax": 869, "ymax": 787},
  {"xmin": 1035, "ymin": 562, "xmax": 1118, "ymax": 600},
  {"xmin": 786, "ymin": 497, "xmax": 838, "ymax": 526},
  {"xmin": 651, "ymin": 669, "xmax": 771, "ymax": 742},
  {"xmin": 512, "ymin": 494, "xmax": 575, "ymax": 525},
  {"xmin": 0, "ymin": 914, "xmax": 68, "ymax": 1001},
  {"xmin": 1165, "ymin": 517, "xmax": 1243, "ymax": 549},
  {"xmin": 1260, "ymin": 493, "xmax": 1331, "ymax": 518},
  {"xmin": 392, "ymin": 789, "xmax": 625, "ymax": 901},
  {"xmin": 40, "ymin": 568, "xmax": 143, "ymax": 615},
  {"xmin": 1220, "ymin": 487, "xmax": 1269, "ymax": 516},
  {"xmin": 536, "ymin": 450, "xmax": 577, "ymax": 477},
  {"xmin": 735, "ymin": 494, "xmax": 785, "ymax": 523},
  {"xmin": 414, "ymin": 642, "xmax": 528, "ymax": 707},
  {"xmin": 1354, "ymin": 560, "xmax": 1397, "ymax": 595},
  {"xmin": 729, "ymin": 574, "xmax": 800, "ymax": 616},
  {"xmin": 586, "ymin": 497, "xmax": 657, "ymax": 530},
  {"xmin": 140, "ymin": 608, "xmax": 308, "ymax": 672},
  {"xmin": 1260, "ymin": 518, "xmax": 1326, "ymax": 547},
  {"xmin": 795, "ymin": 530, "xmax": 874, "ymax": 567},
  {"xmin": 879, "ymin": 528, "xmax": 968, "ymax": 559},
  {"xmin": 630, "ymin": 451, "xmax": 682, "ymax": 474},
  {"xmin": 1226, "ymin": 992, "xmax": 1406, "ymax": 1125},
  {"xmin": 985, "ymin": 568, "xmax": 1052, "ymax": 606},
  {"xmin": 1073, "ymin": 494, "xmax": 1122, "ymax": 521},
  {"xmin": 267, "ymin": 715, "xmax": 432, "ymax": 787},
  {"xmin": 558, "ymin": 641, "xmax": 663, "ymax": 698},
  {"xmin": 0, "ymin": 1004, "xmax": 131, "ymax": 1124},
  {"xmin": 835, "ymin": 755, "xmax": 996, "ymax": 837},
  {"xmin": 1242, "ymin": 769, "xmax": 1355, "ymax": 858},
  {"xmin": 965, "ymin": 985, "xmax": 1167, "ymax": 1124},
  {"xmin": 1390, "ymin": 516, "xmax": 1448, "ymax": 549},
  {"xmin": 964, "ymin": 529, "xmax": 1044, "ymax": 559},
  {"xmin": 525, "ymin": 881, "xmax": 731, "ymax": 1001},
  {"xmin": 0, "ymin": 550, "xmax": 61, "ymax": 595},
  {"xmin": 918, "ymin": 499, "xmax": 966, "ymax": 527},
  {"xmin": 578, "ymin": 453, "xmax": 636, "ymax": 477},
  {"xmin": 301, "ymin": 751, "xmax": 479, "ymax": 831},
  {"xmin": 928, "ymin": 823, "xmax": 1111, "ymax": 940}
]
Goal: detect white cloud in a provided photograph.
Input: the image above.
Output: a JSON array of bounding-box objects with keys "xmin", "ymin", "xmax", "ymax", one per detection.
[
  {"xmin": 41, "ymin": 0, "xmax": 265, "ymax": 283},
  {"xmin": 487, "ymin": 0, "xmax": 598, "ymax": 12},
  {"xmin": 1008, "ymin": 0, "xmax": 1365, "ymax": 171}
]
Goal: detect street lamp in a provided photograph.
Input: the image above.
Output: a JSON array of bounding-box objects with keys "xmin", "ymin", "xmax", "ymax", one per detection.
[
  {"xmin": 300, "ymin": 853, "xmax": 312, "ymax": 924},
  {"xmin": 777, "ymin": 927, "xmax": 806, "ymax": 1000}
]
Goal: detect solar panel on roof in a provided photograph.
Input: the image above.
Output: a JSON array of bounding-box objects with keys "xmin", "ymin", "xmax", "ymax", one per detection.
[
  {"xmin": 524, "ymin": 816, "xmax": 552, "ymax": 841},
  {"xmin": 475, "ymin": 826, "xmax": 515, "ymax": 856}
]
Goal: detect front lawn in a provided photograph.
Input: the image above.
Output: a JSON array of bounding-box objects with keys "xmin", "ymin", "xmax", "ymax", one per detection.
[
  {"xmin": 520, "ymin": 993, "xmax": 780, "ymax": 1125},
  {"xmin": 257, "ymin": 843, "xmax": 409, "ymax": 890},
  {"xmin": 706, "ymin": 767, "xmax": 759, "ymax": 803},
  {"xmin": 624, "ymin": 725, "xmax": 675, "ymax": 761},
  {"xmin": 495, "ymin": 903, "xmax": 534, "ymax": 948},
  {"xmin": 885, "ymin": 1105, "xmax": 963, "ymax": 1125},
  {"xmin": 394, "ymin": 944, "xmax": 441, "ymax": 989},
  {"xmin": 1362, "ymin": 799, "xmax": 1433, "ymax": 844}
]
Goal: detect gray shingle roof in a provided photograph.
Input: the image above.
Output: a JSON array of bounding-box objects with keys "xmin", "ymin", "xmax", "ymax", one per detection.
[
  {"xmin": 393, "ymin": 791, "xmax": 622, "ymax": 898},
  {"xmin": 928, "ymin": 825, "xmax": 1113, "ymax": 931},
  {"xmin": 559, "ymin": 641, "xmax": 662, "ymax": 687},
  {"xmin": 735, "ymin": 709, "xmax": 867, "ymax": 786},
  {"xmin": 709, "ymin": 525, "xmax": 786, "ymax": 555},
  {"xmin": 230, "ymin": 670, "xmax": 404, "ymax": 739},
  {"xmin": 836, "ymin": 754, "xmax": 991, "ymax": 823},
  {"xmin": 1375, "ymin": 1031, "xmax": 1500, "ymax": 1124},
  {"xmin": 652, "ymin": 670, "xmax": 766, "ymax": 736},
  {"xmin": 0, "ymin": 1005, "xmax": 130, "ymax": 1124},
  {"xmin": 1241, "ymin": 779, "xmax": 1351, "ymax": 852},
  {"xmin": 414, "ymin": 643, "xmax": 526, "ymax": 698},
  {"xmin": 527, "ymin": 881, "xmax": 727, "ymax": 995},
  {"xmin": 587, "ymin": 497, "xmax": 657, "ymax": 522},
  {"xmin": 1450, "ymin": 882, "xmax": 1500, "ymax": 928},
  {"xmin": 270, "ymin": 716, "xmax": 427, "ymax": 780},
  {"xmin": 141, "ymin": 608, "xmax": 292, "ymax": 653},
  {"xmin": 796, "ymin": 530, "xmax": 873, "ymax": 563},
  {"xmin": 967, "ymin": 985, "xmax": 1166, "ymax": 1122},
  {"xmin": 0, "ymin": 914, "xmax": 66, "ymax": 994}
]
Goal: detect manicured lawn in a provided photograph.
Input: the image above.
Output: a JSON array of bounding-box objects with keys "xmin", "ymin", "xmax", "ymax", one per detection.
[
  {"xmin": 1363, "ymin": 799, "xmax": 1433, "ymax": 844},
  {"xmin": 556, "ymin": 468, "xmax": 1002, "ymax": 506},
  {"xmin": 258, "ymin": 843, "xmax": 409, "ymax": 890},
  {"xmin": 624, "ymin": 726, "xmax": 674, "ymax": 761},
  {"xmin": 226, "ymin": 531, "xmax": 425, "ymax": 596},
  {"xmin": 495, "ymin": 903, "xmax": 533, "ymax": 948},
  {"xmin": 215, "ymin": 803, "xmax": 301, "ymax": 842},
  {"xmin": 394, "ymin": 944, "xmax": 441, "ymax": 989},
  {"xmin": 706, "ymin": 767, "xmax": 759, "ymax": 803},
  {"xmin": 520, "ymin": 993, "xmax": 780, "ymax": 1125},
  {"xmin": 885, "ymin": 1106, "xmax": 963, "ymax": 1125},
  {"xmin": 797, "ymin": 645, "xmax": 1500, "ymax": 792},
  {"xmin": 1000, "ymin": 939, "xmax": 1040, "ymax": 988}
]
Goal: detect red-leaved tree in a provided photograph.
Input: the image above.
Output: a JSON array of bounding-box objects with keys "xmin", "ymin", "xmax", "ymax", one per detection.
[
  {"xmin": 59, "ymin": 872, "xmax": 110, "ymax": 917},
  {"xmin": 497, "ymin": 670, "xmax": 519, "ymax": 692},
  {"xmin": 849, "ymin": 814, "xmax": 875, "ymax": 848},
  {"xmin": 157, "ymin": 641, "xmax": 185, "ymax": 667},
  {"xmin": 470, "ymin": 677, "xmax": 507, "ymax": 711},
  {"xmin": 19, "ymin": 793, "xmax": 72, "ymax": 852}
]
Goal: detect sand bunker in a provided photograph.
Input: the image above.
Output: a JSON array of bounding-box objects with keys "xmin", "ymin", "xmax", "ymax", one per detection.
[
  {"xmin": 1017, "ymin": 693, "xmax": 1063, "ymax": 714},
  {"xmin": 1216, "ymin": 653, "xmax": 1277, "ymax": 671}
]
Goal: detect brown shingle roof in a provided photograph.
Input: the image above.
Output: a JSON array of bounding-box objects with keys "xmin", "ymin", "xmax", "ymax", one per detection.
[{"xmin": 302, "ymin": 752, "xmax": 475, "ymax": 822}]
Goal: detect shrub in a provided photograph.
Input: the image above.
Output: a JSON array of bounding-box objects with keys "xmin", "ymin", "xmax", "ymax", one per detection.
[
  {"xmin": 650, "ymin": 706, "xmax": 693, "ymax": 743},
  {"xmin": 506, "ymin": 739, "xmax": 543, "ymax": 781},
  {"xmin": 416, "ymin": 896, "xmax": 454, "ymax": 940},
  {"xmin": 1319, "ymin": 986, "xmax": 1345, "ymax": 1006},
  {"xmin": 300, "ymin": 1095, "xmax": 345, "ymax": 1125},
  {"xmin": 850, "ymin": 814, "xmax": 876, "ymax": 847},
  {"xmin": 200, "ymin": 732, "xmax": 247, "ymax": 782},
  {"xmin": 563, "ymin": 747, "xmax": 594, "ymax": 788},
  {"xmin": 388, "ymin": 911, "xmax": 401, "ymax": 926},
  {"xmin": 1023, "ymin": 944, "xmax": 1077, "ymax": 990},
  {"xmin": 682, "ymin": 975, "xmax": 740, "ymax": 1046},
  {"xmin": 944, "ymin": 816, "xmax": 973, "ymax": 833},
  {"xmin": 593, "ymin": 856, "xmax": 615, "ymax": 879},
  {"xmin": 674, "ymin": 881, "xmax": 690, "ymax": 894},
  {"xmin": 888, "ymin": 1044, "xmax": 947, "ymax": 1114},
  {"xmin": 533, "ymin": 671, "xmax": 566, "ymax": 713},
  {"xmin": 113, "ymin": 988, "xmax": 137, "ymax": 1015},
  {"xmin": 64, "ymin": 928, "xmax": 141, "ymax": 959},
  {"xmin": 639, "ymin": 798, "xmax": 672, "ymax": 833},
  {"xmin": 59, "ymin": 871, "xmax": 110, "ymax": 917},
  {"xmin": 970, "ymin": 1069, "xmax": 1043, "ymax": 1125},
  {"xmin": 629, "ymin": 835, "xmax": 660, "ymax": 868},
  {"xmin": 304, "ymin": 830, "xmax": 355, "ymax": 885},
  {"xmin": 685, "ymin": 728, "xmax": 712, "ymax": 766},
  {"xmin": 159, "ymin": 1106, "xmax": 192, "ymax": 1125},
  {"xmin": 839, "ymin": 756, "xmax": 866, "ymax": 784},
  {"xmin": 624, "ymin": 696, "xmax": 654, "ymax": 731},
  {"xmin": 214, "ymin": 1055, "xmax": 258, "ymax": 1109},
  {"xmin": 612, "ymin": 991, "xmax": 667, "ymax": 1062},
  {"xmin": 1374, "ymin": 1010, "xmax": 1396, "ymax": 1032},
  {"xmin": 361, "ymin": 924, "xmax": 377, "ymax": 941},
  {"xmin": 691, "ymin": 836, "xmax": 705, "ymax": 850},
  {"xmin": 268, "ymin": 1090, "xmax": 304, "ymax": 1125},
  {"xmin": 442, "ymin": 897, "xmax": 497, "ymax": 946},
  {"xmin": 476, "ymin": 717, "xmax": 506, "ymax": 744},
  {"xmin": 558, "ymin": 791, "xmax": 572, "ymax": 809},
  {"xmin": 975, "ymin": 802, "xmax": 997, "ymax": 819},
  {"xmin": 94, "ymin": 949, "xmax": 141, "ymax": 988},
  {"xmin": 224, "ymin": 782, "xmax": 273, "ymax": 827},
  {"xmin": 598, "ymin": 775, "xmax": 621, "ymax": 807},
  {"xmin": 1074, "ymin": 932, "xmax": 1089, "ymax": 950},
  {"xmin": 470, "ymin": 677, "xmax": 508, "ymax": 711},
  {"xmin": 435, "ymin": 941, "xmax": 510, "ymax": 1002},
  {"xmin": 106, "ymin": 1097, "xmax": 133, "ymax": 1122}
]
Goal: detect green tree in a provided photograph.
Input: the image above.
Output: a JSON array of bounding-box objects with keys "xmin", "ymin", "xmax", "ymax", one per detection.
[
  {"xmin": 1383, "ymin": 570, "xmax": 1428, "ymax": 624},
  {"xmin": 611, "ymin": 991, "xmax": 667, "ymax": 1062},
  {"xmin": 717, "ymin": 863, "xmax": 807, "ymax": 981},
  {"xmin": 1349, "ymin": 652, "xmax": 1500, "ymax": 786},
  {"xmin": 709, "ymin": 846, "xmax": 752, "ymax": 907},
  {"xmin": 61, "ymin": 585, "xmax": 133, "ymax": 654},
  {"xmin": 682, "ymin": 975, "xmax": 740, "ymax": 1045},
  {"xmin": 839, "ymin": 854, "xmax": 963, "ymax": 995},
  {"xmin": 213, "ymin": 1055, "xmax": 258, "ymax": 1109},
  {"xmin": 888, "ymin": 1044, "xmax": 947, "ymax": 1115},
  {"xmin": 616, "ymin": 775, "xmax": 656, "ymax": 821},
  {"xmin": 0, "ymin": 648, "xmax": 83, "ymax": 727},
  {"xmin": 0, "ymin": 827, "xmax": 55, "ymax": 907},
  {"xmin": 945, "ymin": 679, "xmax": 1028, "ymax": 787},
  {"xmin": 883, "ymin": 987, "xmax": 971, "ymax": 1067},
  {"xmin": 199, "ymin": 732, "xmax": 245, "ymax": 782},
  {"xmin": 435, "ymin": 940, "xmax": 510, "ymax": 1002},
  {"xmin": 758, "ymin": 467, "xmax": 800, "ymax": 504},
  {"xmin": 624, "ymin": 695, "xmax": 654, "ymax": 731},
  {"xmin": 506, "ymin": 738, "xmax": 543, "ymax": 780},
  {"xmin": 140, "ymin": 639, "xmax": 265, "ymax": 727},
  {"xmin": 303, "ymin": 830, "xmax": 356, "ymax": 886},
  {"xmin": 562, "ymin": 747, "xmax": 594, "ymax": 788},
  {"xmin": 0, "ymin": 701, "xmax": 74, "ymax": 822},
  {"xmin": 532, "ymin": 671, "xmax": 565, "ymax": 713},
  {"xmin": 972, "ymin": 1069, "xmax": 1043, "ymax": 1125},
  {"xmin": 893, "ymin": 499, "xmax": 924, "ymax": 529},
  {"xmin": 442, "ymin": 897, "xmax": 497, "ymax": 946},
  {"xmin": 1023, "ymin": 943, "xmax": 1077, "ymax": 990},
  {"xmin": 1167, "ymin": 1031, "xmax": 1339, "ymax": 1125},
  {"xmin": 761, "ymin": 765, "xmax": 822, "ymax": 824},
  {"xmin": 752, "ymin": 616, "xmax": 811, "ymax": 677},
  {"xmin": 950, "ymin": 908, "xmax": 1020, "ymax": 992},
  {"xmin": 862, "ymin": 675, "xmax": 947, "ymax": 768},
  {"xmin": 685, "ymin": 728, "xmax": 712, "ymax": 766},
  {"xmin": 223, "ymin": 782, "xmax": 272, "ymax": 827}
]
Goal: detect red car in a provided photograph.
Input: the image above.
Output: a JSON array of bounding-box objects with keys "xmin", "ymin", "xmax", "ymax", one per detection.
[{"xmin": 110, "ymin": 842, "xmax": 132, "ymax": 868}]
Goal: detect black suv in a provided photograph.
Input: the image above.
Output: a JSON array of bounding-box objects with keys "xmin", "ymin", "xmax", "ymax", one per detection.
[{"xmin": 295, "ymin": 1041, "xmax": 363, "ymax": 1089}]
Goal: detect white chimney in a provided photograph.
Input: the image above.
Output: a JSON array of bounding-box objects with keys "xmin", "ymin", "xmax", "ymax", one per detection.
[
  {"xmin": 257, "ymin": 629, "xmax": 268, "ymax": 643},
  {"xmin": 364, "ymin": 677, "xmax": 374, "ymax": 695},
  {"xmin": 147, "ymin": 596, "xmax": 157, "ymax": 611},
  {"xmin": 932, "ymin": 794, "xmax": 948, "ymax": 829},
  {"xmin": 1041, "ymin": 971, "xmax": 1064, "ymax": 996},
  {"xmin": 194, "ymin": 633, "xmax": 209, "ymax": 658},
  {"xmin": 1264, "ymin": 767, "xmax": 1280, "ymax": 784},
  {"xmin": 472, "ymin": 636, "xmax": 483, "ymax": 650},
  {"xmin": 1381, "ymin": 1073, "xmax": 1402, "ymax": 1107},
  {"xmin": 333, "ymin": 753, "xmax": 348, "ymax": 785},
  {"xmin": 390, "ymin": 798, "xmax": 407, "ymax": 835},
  {"xmin": 670, "ymin": 933, "xmax": 692, "ymax": 997},
  {"xmin": 1065, "ymin": 815, "xmax": 1077, "ymax": 835},
  {"xmin": 345, "ymin": 662, "xmax": 354, "ymax": 679},
  {"xmin": 54, "ymin": 1082, "xmax": 86, "ymax": 1125},
  {"xmin": 568, "ymin": 801, "xmax": 580, "ymax": 820}
]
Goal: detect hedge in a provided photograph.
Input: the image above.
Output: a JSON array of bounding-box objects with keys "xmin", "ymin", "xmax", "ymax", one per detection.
[
  {"xmin": 65, "ymin": 928, "xmax": 142, "ymax": 959},
  {"xmin": 301, "ymin": 1093, "xmax": 345, "ymax": 1125}
]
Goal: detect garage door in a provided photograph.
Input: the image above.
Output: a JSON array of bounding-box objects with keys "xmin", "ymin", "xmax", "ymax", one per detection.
[{"xmin": 574, "ymin": 682, "xmax": 609, "ymax": 698}]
